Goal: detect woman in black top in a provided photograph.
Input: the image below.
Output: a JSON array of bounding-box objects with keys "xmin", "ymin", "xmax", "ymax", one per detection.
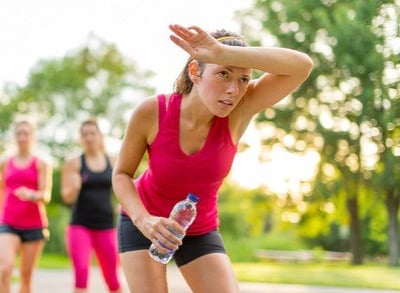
[{"xmin": 61, "ymin": 118, "xmax": 121, "ymax": 293}]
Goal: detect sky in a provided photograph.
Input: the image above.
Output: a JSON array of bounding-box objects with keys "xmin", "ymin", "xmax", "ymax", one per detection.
[{"xmin": 0, "ymin": 0, "xmax": 252, "ymax": 92}]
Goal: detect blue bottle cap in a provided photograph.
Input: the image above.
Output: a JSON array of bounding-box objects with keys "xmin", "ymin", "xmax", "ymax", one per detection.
[{"xmin": 187, "ymin": 193, "xmax": 199, "ymax": 202}]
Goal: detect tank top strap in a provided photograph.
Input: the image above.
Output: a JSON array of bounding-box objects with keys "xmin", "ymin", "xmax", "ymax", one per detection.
[
  {"xmin": 31, "ymin": 156, "xmax": 38, "ymax": 170},
  {"xmin": 8, "ymin": 156, "xmax": 38, "ymax": 169},
  {"xmin": 168, "ymin": 92, "xmax": 181, "ymax": 106},
  {"xmin": 80, "ymin": 154, "xmax": 86, "ymax": 173},
  {"xmin": 157, "ymin": 94, "xmax": 167, "ymax": 124},
  {"xmin": 104, "ymin": 154, "xmax": 112, "ymax": 170},
  {"xmin": 7, "ymin": 156, "xmax": 13, "ymax": 167},
  {"xmin": 168, "ymin": 92, "xmax": 182, "ymax": 121}
]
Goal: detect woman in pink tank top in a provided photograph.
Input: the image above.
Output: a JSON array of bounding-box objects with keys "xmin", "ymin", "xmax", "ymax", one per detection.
[
  {"xmin": 0, "ymin": 120, "xmax": 52, "ymax": 293},
  {"xmin": 113, "ymin": 24, "xmax": 313, "ymax": 292}
]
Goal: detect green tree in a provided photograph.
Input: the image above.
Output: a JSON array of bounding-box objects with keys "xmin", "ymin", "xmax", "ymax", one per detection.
[
  {"xmin": 368, "ymin": 3, "xmax": 400, "ymax": 266},
  {"xmin": 239, "ymin": 0, "xmax": 400, "ymax": 264},
  {"xmin": 0, "ymin": 34, "xmax": 155, "ymax": 157}
]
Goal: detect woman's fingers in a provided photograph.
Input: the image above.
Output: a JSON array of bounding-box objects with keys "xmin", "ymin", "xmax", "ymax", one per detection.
[
  {"xmin": 149, "ymin": 218, "xmax": 183, "ymax": 252},
  {"xmin": 169, "ymin": 24, "xmax": 193, "ymax": 39},
  {"xmin": 169, "ymin": 23, "xmax": 220, "ymax": 63}
]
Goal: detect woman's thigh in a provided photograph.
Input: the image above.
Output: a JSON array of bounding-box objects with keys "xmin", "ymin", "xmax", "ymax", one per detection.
[
  {"xmin": 19, "ymin": 240, "xmax": 44, "ymax": 275},
  {"xmin": 0, "ymin": 232, "xmax": 20, "ymax": 268},
  {"xmin": 179, "ymin": 253, "xmax": 240, "ymax": 293},
  {"xmin": 120, "ymin": 250, "xmax": 168, "ymax": 293},
  {"xmin": 92, "ymin": 228, "xmax": 118, "ymax": 262},
  {"xmin": 65, "ymin": 225, "xmax": 92, "ymax": 267}
]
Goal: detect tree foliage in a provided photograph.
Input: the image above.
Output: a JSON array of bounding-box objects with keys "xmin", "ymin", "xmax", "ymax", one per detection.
[
  {"xmin": 0, "ymin": 34, "xmax": 155, "ymax": 157},
  {"xmin": 238, "ymin": 0, "xmax": 400, "ymax": 264}
]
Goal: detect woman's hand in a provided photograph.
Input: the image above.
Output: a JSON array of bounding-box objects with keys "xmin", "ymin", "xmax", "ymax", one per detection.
[
  {"xmin": 169, "ymin": 24, "xmax": 222, "ymax": 64},
  {"xmin": 138, "ymin": 215, "xmax": 186, "ymax": 253},
  {"xmin": 69, "ymin": 172, "xmax": 82, "ymax": 191},
  {"xmin": 15, "ymin": 186, "xmax": 34, "ymax": 201},
  {"xmin": 61, "ymin": 159, "xmax": 82, "ymax": 204}
]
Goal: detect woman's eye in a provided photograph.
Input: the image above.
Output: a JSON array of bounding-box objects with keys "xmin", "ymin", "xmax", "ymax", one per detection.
[
  {"xmin": 241, "ymin": 77, "xmax": 250, "ymax": 84},
  {"xmin": 218, "ymin": 71, "xmax": 229, "ymax": 78}
]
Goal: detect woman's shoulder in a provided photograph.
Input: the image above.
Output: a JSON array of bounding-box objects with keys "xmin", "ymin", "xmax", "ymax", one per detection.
[
  {"xmin": 126, "ymin": 93, "xmax": 172, "ymax": 144},
  {"xmin": 0, "ymin": 154, "xmax": 12, "ymax": 168},
  {"xmin": 62, "ymin": 155, "xmax": 81, "ymax": 170},
  {"xmin": 34, "ymin": 156, "xmax": 53, "ymax": 171},
  {"xmin": 135, "ymin": 94, "xmax": 161, "ymax": 112},
  {"xmin": 130, "ymin": 93, "xmax": 173, "ymax": 122},
  {"xmin": 63, "ymin": 153, "xmax": 81, "ymax": 163}
]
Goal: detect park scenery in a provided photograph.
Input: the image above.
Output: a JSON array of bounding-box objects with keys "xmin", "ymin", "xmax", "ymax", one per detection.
[{"xmin": 1, "ymin": 0, "xmax": 400, "ymax": 291}]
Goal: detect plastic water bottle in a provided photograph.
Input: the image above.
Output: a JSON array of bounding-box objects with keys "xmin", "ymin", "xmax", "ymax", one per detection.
[{"xmin": 149, "ymin": 193, "xmax": 199, "ymax": 264}]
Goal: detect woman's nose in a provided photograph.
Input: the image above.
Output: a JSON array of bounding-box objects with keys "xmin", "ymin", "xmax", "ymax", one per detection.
[{"xmin": 226, "ymin": 81, "xmax": 240, "ymax": 95}]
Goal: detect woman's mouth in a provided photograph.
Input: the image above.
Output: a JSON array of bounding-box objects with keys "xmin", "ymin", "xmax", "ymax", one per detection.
[{"xmin": 219, "ymin": 99, "xmax": 233, "ymax": 106}]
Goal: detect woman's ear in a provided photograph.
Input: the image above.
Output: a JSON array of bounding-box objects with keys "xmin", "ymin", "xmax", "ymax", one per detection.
[{"xmin": 188, "ymin": 60, "xmax": 201, "ymax": 80}]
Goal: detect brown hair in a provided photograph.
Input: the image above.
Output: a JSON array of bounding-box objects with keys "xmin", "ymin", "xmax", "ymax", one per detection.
[
  {"xmin": 80, "ymin": 117, "xmax": 105, "ymax": 152},
  {"xmin": 80, "ymin": 118, "xmax": 101, "ymax": 134},
  {"xmin": 173, "ymin": 29, "xmax": 249, "ymax": 95}
]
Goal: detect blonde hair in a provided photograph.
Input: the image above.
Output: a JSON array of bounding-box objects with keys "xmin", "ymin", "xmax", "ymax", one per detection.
[{"xmin": 13, "ymin": 119, "xmax": 36, "ymax": 135}]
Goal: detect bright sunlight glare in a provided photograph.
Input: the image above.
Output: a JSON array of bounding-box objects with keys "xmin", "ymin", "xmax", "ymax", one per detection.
[{"xmin": 230, "ymin": 121, "xmax": 320, "ymax": 193}]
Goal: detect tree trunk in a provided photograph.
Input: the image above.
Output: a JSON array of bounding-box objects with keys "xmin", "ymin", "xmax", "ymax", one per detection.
[
  {"xmin": 347, "ymin": 196, "xmax": 363, "ymax": 265},
  {"xmin": 385, "ymin": 189, "xmax": 399, "ymax": 267}
]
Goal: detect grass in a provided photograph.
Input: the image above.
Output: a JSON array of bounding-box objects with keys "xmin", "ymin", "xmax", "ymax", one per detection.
[
  {"xmin": 37, "ymin": 253, "xmax": 71, "ymax": 269},
  {"xmin": 233, "ymin": 262, "xmax": 400, "ymax": 290},
  {"xmin": 38, "ymin": 253, "xmax": 400, "ymax": 290}
]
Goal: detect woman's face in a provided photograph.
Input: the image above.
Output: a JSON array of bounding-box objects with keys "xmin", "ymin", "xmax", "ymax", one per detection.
[
  {"xmin": 196, "ymin": 64, "xmax": 251, "ymax": 117},
  {"xmin": 14, "ymin": 123, "xmax": 35, "ymax": 152},
  {"xmin": 80, "ymin": 124, "xmax": 102, "ymax": 152}
]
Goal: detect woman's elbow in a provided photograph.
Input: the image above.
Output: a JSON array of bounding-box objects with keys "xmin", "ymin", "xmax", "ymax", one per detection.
[
  {"xmin": 112, "ymin": 169, "xmax": 128, "ymax": 184},
  {"xmin": 61, "ymin": 189, "xmax": 74, "ymax": 205},
  {"xmin": 300, "ymin": 53, "xmax": 314, "ymax": 78},
  {"xmin": 44, "ymin": 193, "xmax": 51, "ymax": 204}
]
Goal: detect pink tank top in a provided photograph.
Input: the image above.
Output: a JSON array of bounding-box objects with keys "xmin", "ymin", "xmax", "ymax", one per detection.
[
  {"xmin": 135, "ymin": 93, "xmax": 238, "ymax": 235},
  {"xmin": 1, "ymin": 156, "xmax": 48, "ymax": 228}
]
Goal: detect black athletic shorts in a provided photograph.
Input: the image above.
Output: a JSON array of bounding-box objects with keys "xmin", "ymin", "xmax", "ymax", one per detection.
[
  {"xmin": 0, "ymin": 224, "xmax": 48, "ymax": 242},
  {"xmin": 118, "ymin": 212, "xmax": 226, "ymax": 267}
]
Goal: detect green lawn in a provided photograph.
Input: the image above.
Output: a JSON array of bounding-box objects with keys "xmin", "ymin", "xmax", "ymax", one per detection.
[
  {"xmin": 38, "ymin": 254, "xmax": 400, "ymax": 290},
  {"xmin": 233, "ymin": 262, "xmax": 400, "ymax": 290},
  {"xmin": 37, "ymin": 253, "xmax": 71, "ymax": 269}
]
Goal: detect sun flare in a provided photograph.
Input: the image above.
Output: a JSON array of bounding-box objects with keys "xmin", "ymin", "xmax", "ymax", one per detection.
[{"xmin": 229, "ymin": 123, "xmax": 320, "ymax": 193}]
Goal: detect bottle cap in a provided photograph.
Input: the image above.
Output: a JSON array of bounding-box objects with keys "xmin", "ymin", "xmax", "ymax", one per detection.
[{"xmin": 187, "ymin": 193, "xmax": 199, "ymax": 202}]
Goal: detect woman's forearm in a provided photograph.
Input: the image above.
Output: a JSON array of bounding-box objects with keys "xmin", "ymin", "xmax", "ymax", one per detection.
[
  {"xmin": 61, "ymin": 173, "xmax": 80, "ymax": 204},
  {"xmin": 36, "ymin": 161, "xmax": 52, "ymax": 203},
  {"xmin": 61, "ymin": 187, "xmax": 79, "ymax": 204},
  {"xmin": 218, "ymin": 45, "xmax": 313, "ymax": 77},
  {"xmin": 112, "ymin": 172, "xmax": 150, "ymax": 227}
]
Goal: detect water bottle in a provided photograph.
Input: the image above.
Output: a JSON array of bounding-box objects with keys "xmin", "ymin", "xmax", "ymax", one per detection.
[{"xmin": 149, "ymin": 193, "xmax": 199, "ymax": 264}]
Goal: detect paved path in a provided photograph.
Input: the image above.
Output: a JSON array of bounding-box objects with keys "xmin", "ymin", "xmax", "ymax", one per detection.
[{"xmin": 12, "ymin": 266, "xmax": 400, "ymax": 293}]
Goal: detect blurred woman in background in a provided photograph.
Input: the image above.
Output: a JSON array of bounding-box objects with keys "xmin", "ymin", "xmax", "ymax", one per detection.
[
  {"xmin": 0, "ymin": 119, "xmax": 52, "ymax": 293},
  {"xmin": 61, "ymin": 118, "xmax": 121, "ymax": 293}
]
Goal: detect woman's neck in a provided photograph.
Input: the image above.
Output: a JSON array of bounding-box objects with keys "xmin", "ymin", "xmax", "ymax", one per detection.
[
  {"xmin": 16, "ymin": 149, "xmax": 32, "ymax": 158},
  {"xmin": 181, "ymin": 94, "xmax": 214, "ymax": 127},
  {"xmin": 84, "ymin": 149, "xmax": 104, "ymax": 157}
]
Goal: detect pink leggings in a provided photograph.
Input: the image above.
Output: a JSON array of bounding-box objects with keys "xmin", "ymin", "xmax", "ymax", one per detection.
[{"xmin": 66, "ymin": 225, "xmax": 121, "ymax": 291}]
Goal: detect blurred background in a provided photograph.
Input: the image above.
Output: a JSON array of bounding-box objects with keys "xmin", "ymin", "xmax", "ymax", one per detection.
[{"xmin": 1, "ymin": 0, "xmax": 400, "ymax": 290}]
